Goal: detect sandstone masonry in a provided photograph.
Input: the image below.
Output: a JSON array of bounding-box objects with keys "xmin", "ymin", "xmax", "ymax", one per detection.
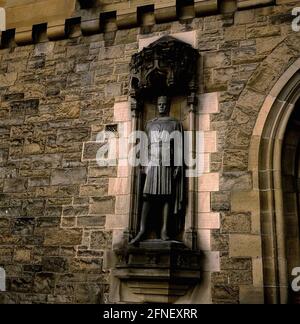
[{"xmin": 0, "ymin": 0, "xmax": 299, "ymax": 304}]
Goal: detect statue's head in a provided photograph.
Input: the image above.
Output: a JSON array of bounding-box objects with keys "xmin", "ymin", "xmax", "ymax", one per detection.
[{"xmin": 157, "ymin": 96, "xmax": 170, "ymax": 115}]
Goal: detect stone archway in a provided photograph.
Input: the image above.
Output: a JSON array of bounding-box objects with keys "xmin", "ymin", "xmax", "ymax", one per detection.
[
  {"xmin": 250, "ymin": 64, "xmax": 300, "ymax": 304},
  {"xmin": 281, "ymin": 104, "xmax": 300, "ymax": 303},
  {"xmin": 221, "ymin": 31, "xmax": 300, "ymax": 304}
]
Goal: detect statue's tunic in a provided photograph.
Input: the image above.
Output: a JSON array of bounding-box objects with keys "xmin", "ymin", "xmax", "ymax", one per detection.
[{"xmin": 143, "ymin": 116, "xmax": 184, "ymax": 214}]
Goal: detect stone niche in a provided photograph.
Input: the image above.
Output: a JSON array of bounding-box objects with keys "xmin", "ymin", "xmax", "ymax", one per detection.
[{"xmin": 112, "ymin": 36, "xmax": 202, "ymax": 304}]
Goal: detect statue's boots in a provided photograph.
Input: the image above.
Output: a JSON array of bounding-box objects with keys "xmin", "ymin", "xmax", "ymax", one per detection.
[
  {"xmin": 161, "ymin": 231, "xmax": 170, "ymax": 241},
  {"xmin": 129, "ymin": 231, "xmax": 145, "ymax": 246}
]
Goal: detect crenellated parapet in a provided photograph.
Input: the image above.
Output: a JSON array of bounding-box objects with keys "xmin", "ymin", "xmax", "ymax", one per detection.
[{"xmin": 0, "ymin": 0, "xmax": 292, "ymax": 47}]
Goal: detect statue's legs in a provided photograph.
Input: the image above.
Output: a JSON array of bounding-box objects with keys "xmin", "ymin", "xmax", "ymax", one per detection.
[
  {"xmin": 161, "ymin": 200, "xmax": 171, "ymax": 241},
  {"xmin": 129, "ymin": 199, "xmax": 151, "ymax": 245}
]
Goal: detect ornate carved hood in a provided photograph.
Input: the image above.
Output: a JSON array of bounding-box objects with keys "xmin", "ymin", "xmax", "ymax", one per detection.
[{"xmin": 130, "ymin": 36, "xmax": 199, "ymax": 99}]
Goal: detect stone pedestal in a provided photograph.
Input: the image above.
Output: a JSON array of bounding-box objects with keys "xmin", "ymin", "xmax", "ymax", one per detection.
[{"xmin": 113, "ymin": 240, "xmax": 201, "ymax": 303}]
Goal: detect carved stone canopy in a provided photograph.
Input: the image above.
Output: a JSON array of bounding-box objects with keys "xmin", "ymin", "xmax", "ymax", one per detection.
[{"xmin": 130, "ymin": 36, "xmax": 199, "ymax": 100}]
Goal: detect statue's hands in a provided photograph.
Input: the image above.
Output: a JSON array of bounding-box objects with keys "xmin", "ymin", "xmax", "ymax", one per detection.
[
  {"xmin": 173, "ymin": 167, "xmax": 180, "ymax": 179},
  {"xmin": 141, "ymin": 166, "xmax": 148, "ymax": 175}
]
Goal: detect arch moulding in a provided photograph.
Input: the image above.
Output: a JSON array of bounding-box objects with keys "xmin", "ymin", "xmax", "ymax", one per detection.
[{"xmin": 249, "ymin": 58, "xmax": 300, "ymax": 304}]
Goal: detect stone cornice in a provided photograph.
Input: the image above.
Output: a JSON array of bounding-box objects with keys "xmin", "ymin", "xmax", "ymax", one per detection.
[{"xmin": 0, "ymin": 0, "xmax": 289, "ymax": 47}]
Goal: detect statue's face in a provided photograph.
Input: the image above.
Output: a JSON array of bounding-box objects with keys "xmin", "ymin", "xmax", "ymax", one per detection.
[{"xmin": 158, "ymin": 96, "xmax": 169, "ymax": 114}]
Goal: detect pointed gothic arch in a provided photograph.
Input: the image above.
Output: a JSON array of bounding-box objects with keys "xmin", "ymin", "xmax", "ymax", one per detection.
[{"xmin": 250, "ymin": 59, "xmax": 300, "ymax": 304}]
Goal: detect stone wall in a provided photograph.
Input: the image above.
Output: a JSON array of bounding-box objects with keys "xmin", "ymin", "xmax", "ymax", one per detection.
[
  {"xmin": 0, "ymin": 31, "xmax": 136, "ymax": 304},
  {"xmin": 0, "ymin": 0, "xmax": 299, "ymax": 303}
]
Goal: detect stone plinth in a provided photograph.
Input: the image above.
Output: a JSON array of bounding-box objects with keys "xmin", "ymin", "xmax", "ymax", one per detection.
[{"xmin": 113, "ymin": 240, "xmax": 201, "ymax": 303}]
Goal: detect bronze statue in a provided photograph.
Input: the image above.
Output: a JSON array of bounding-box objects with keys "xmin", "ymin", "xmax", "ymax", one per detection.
[{"xmin": 130, "ymin": 96, "xmax": 184, "ymax": 245}]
